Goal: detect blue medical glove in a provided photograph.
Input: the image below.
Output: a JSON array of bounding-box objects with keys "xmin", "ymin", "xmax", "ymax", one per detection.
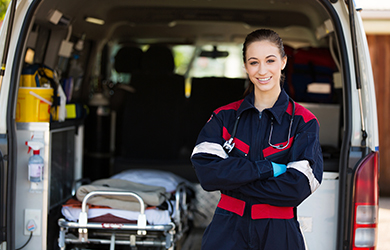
[{"xmin": 271, "ymin": 162, "xmax": 287, "ymax": 177}]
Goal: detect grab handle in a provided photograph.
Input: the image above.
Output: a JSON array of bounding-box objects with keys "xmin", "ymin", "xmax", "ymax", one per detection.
[
  {"xmin": 29, "ymin": 91, "xmax": 52, "ymax": 105},
  {"xmin": 79, "ymin": 190, "xmax": 147, "ymax": 235}
]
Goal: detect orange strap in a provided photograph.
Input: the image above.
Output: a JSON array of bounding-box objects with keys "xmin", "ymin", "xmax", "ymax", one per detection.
[{"xmin": 217, "ymin": 194, "xmax": 294, "ymax": 219}]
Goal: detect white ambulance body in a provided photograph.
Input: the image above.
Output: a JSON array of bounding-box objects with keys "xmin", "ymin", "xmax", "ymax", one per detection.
[{"xmin": 0, "ymin": 0, "xmax": 379, "ymax": 249}]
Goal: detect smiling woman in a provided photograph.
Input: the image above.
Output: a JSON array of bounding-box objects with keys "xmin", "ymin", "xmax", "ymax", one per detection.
[
  {"xmin": 191, "ymin": 28, "xmax": 323, "ymax": 250},
  {"xmin": 242, "ymin": 30, "xmax": 287, "ymax": 105},
  {"xmin": 0, "ymin": 0, "xmax": 380, "ymax": 249},
  {"xmin": 244, "ymin": 38, "xmax": 287, "ymax": 111}
]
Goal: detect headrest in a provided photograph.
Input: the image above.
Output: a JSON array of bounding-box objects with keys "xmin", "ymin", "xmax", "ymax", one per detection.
[
  {"xmin": 114, "ymin": 46, "xmax": 143, "ymax": 73},
  {"xmin": 142, "ymin": 45, "xmax": 175, "ymax": 73}
]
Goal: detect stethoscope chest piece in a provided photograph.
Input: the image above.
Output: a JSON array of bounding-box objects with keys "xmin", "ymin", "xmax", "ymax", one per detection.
[
  {"xmin": 223, "ymin": 138, "xmax": 235, "ymax": 153},
  {"xmin": 223, "ymin": 97, "xmax": 295, "ymax": 154},
  {"xmin": 223, "ymin": 116, "xmax": 240, "ymax": 154}
]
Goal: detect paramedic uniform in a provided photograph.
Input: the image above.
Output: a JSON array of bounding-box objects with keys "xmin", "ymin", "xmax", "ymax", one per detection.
[{"xmin": 191, "ymin": 89, "xmax": 323, "ymax": 250}]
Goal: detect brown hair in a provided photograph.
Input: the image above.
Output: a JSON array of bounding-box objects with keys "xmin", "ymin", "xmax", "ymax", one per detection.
[{"xmin": 243, "ymin": 29, "xmax": 286, "ymax": 96}]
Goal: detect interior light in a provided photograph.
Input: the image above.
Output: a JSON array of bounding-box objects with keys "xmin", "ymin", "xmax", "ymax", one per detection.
[
  {"xmin": 85, "ymin": 17, "xmax": 105, "ymax": 25},
  {"xmin": 24, "ymin": 48, "xmax": 35, "ymax": 64},
  {"xmin": 168, "ymin": 21, "xmax": 177, "ymax": 27}
]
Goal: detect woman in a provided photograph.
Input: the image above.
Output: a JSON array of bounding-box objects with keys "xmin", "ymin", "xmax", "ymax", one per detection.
[{"xmin": 190, "ymin": 29, "xmax": 323, "ymax": 250}]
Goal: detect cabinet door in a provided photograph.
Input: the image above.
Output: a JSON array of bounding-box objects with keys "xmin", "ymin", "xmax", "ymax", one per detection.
[{"xmin": 50, "ymin": 127, "xmax": 75, "ymax": 209}]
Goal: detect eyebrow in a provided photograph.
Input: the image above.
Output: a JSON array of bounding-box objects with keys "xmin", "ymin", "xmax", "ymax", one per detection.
[{"xmin": 247, "ymin": 54, "xmax": 277, "ymax": 61}]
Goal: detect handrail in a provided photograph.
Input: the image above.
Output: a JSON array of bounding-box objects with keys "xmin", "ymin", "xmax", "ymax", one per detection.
[{"xmin": 78, "ymin": 190, "xmax": 147, "ymax": 235}]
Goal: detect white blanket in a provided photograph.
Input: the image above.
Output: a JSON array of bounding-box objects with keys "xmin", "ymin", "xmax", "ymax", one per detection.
[
  {"xmin": 76, "ymin": 178, "xmax": 170, "ymax": 211},
  {"xmin": 111, "ymin": 169, "xmax": 189, "ymax": 193},
  {"xmin": 61, "ymin": 206, "xmax": 171, "ymax": 225}
]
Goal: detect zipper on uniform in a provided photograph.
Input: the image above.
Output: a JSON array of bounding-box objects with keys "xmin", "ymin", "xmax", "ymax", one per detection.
[{"xmin": 255, "ymin": 111, "xmax": 264, "ymax": 161}]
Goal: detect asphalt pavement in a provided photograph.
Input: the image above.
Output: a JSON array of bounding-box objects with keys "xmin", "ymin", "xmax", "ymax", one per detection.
[
  {"xmin": 182, "ymin": 196, "xmax": 390, "ymax": 250},
  {"xmin": 378, "ymin": 196, "xmax": 390, "ymax": 250}
]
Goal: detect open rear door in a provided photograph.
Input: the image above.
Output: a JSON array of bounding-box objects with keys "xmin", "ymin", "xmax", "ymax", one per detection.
[
  {"xmin": 336, "ymin": 1, "xmax": 379, "ymax": 249},
  {"xmin": 0, "ymin": 0, "xmax": 17, "ymax": 248},
  {"xmin": 0, "ymin": 0, "xmax": 37, "ymax": 248}
]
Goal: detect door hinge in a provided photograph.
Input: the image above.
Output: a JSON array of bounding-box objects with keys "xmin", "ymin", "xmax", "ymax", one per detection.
[{"xmin": 0, "ymin": 154, "xmax": 7, "ymax": 161}]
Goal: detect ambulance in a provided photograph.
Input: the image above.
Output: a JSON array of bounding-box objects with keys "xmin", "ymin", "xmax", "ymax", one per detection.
[{"xmin": 0, "ymin": 0, "xmax": 379, "ymax": 249}]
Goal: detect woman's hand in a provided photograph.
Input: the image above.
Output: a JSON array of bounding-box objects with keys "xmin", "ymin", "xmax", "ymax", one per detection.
[{"xmin": 271, "ymin": 162, "xmax": 287, "ymax": 177}]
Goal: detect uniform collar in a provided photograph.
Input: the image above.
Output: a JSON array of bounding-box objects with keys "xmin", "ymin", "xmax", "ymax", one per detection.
[{"xmin": 237, "ymin": 89, "xmax": 290, "ymax": 125}]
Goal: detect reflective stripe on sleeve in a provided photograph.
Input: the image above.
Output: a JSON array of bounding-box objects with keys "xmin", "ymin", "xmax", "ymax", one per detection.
[
  {"xmin": 191, "ymin": 142, "xmax": 229, "ymax": 159},
  {"xmin": 287, "ymin": 160, "xmax": 320, "ymax": 193}
]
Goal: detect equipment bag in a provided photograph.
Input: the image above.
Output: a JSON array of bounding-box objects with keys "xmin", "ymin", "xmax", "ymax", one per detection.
[{"xmin": 283, "ymin": 47, "xmax": 338, "ymax": 103}]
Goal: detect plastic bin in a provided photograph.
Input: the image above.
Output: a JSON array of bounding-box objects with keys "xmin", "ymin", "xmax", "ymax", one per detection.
[{"xmin": 16, "ymin": 87, "xmax": 53, "ymax": 122}]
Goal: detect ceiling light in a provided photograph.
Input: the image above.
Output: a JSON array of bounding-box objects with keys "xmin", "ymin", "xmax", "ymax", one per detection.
[
  {"xmin": 85, "ymin": 17, "xmax": 105, "ymax": 25},
  {"xmin": 24, "ymin": 48, "xmax": 35, "ymax": 64}
]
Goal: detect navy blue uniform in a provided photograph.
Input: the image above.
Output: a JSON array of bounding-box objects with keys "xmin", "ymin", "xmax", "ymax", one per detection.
[{"xmin": 191, "ymin": 89, "xmax": 323, "ymax": 250}]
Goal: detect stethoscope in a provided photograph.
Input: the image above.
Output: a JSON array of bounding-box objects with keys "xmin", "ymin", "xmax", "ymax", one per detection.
[{"xmin": 223, "ymin": 97, "xmax": 295, "ymax": 154}]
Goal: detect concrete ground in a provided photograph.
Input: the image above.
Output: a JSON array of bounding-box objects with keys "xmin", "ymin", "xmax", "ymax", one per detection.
[
  {"xmin": 378, "ymin": 196, "xmax": 390, "ymax": 250},
  {"xmin": 182, "ymin": 196, "xmax": 390, "ymax": 250}
]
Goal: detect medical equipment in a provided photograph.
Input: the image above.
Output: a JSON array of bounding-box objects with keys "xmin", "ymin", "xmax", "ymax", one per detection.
[
  {"xmin": 58, "ymin": 171, "xmax": 192, "ymax": 250},
  {"xmin": 223, "ymin": 97, "xmax": 295, "ymax": 153},
  {"xmin": 26, "ymin": 141, "xmax": 44, "ymax": 182}
]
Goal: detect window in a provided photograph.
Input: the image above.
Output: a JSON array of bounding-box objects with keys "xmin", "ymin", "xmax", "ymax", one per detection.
[{"xmin": 173, "ymin": 44, "xmax": 246, "ymax": 78}]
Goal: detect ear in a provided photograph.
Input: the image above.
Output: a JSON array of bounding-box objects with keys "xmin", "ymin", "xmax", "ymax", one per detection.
[{"xmin": 282, "ymin": 56, "xmax": 287, "ymax": 70}]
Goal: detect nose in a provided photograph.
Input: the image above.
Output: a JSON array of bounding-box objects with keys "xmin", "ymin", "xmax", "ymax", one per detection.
[{"xmin": 257, "ymin": 63, "xmax": 268, "ymax": 75}]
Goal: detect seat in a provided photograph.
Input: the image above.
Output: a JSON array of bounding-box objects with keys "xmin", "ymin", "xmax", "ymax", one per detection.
[
  {"xmin": 114, "ymin": 46, "xmax": 144, "ymax": 75},
  {"xmin": 110, "ymin": 46, "xmax": 143, "ymax": 111},
  {"xmin": 110, "ymin": 46, "xmax": 144, "ymax": 157},
  {"xmin": 120, "ymin": 45, "xmax": 186, "ymax": 160},
  {"xmin": 184, "ymin": 77, "xmax": 246, "ymax": 152}
]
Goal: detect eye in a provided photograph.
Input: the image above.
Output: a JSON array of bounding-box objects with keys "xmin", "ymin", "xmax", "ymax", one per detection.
[
  {"xmin": 267, "ymin": 59, "xmax": 275, "ymax": 63},
  {"xmin": 249, "ymin": 61, "xmax": 258, "ymax": 66}
]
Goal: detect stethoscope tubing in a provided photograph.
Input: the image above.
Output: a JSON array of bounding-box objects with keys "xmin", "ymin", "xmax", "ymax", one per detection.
[{"xmin": 223, "ymin": 97, "xmax": 295, "ymax": 154}]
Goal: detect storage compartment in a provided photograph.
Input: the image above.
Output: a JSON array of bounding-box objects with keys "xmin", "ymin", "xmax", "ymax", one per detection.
[{"xmin": 16, "ymin": 87, "xmax": 53, "ymax": 122}]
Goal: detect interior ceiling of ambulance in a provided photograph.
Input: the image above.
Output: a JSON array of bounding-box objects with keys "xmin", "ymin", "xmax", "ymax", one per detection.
[{"xmin": 34, "ymin": 0, "xmax": 329, "ymax": 45}]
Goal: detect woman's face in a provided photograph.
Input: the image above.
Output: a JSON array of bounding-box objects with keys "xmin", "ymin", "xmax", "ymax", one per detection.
[{"xmin": 244, "ymin": 40, "xmax": 287, "ymax": 96}]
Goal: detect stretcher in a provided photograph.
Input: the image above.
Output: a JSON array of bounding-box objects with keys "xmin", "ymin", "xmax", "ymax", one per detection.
[{"xmin": 58, "ymin": 170, "xmax": 191, "ymax": 250}]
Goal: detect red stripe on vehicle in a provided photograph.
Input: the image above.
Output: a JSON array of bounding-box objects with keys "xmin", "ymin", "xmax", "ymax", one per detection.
[{"xmin": 263, "ymin": 136, "xmax": 294, "ymax": 158}]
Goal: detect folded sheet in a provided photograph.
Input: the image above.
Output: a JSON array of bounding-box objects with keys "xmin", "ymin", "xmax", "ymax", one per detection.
[
  {"xmin": 76, "ymin": 179, "xmax": 170, "ymax": 210},
  {"xmin": 111, "ymin": 169, "xmax": 190, "ymax": 193}
]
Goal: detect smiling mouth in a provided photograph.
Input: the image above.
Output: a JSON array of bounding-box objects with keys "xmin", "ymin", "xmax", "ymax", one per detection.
[{"xmin": 258, "ymin": 76, "xmax": 272, "ymax": 82}]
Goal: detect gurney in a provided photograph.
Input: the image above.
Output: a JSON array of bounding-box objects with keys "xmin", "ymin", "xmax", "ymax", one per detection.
[{"xmin": 58, "ymin": 169, "xmax": 192, "ymax": 250}]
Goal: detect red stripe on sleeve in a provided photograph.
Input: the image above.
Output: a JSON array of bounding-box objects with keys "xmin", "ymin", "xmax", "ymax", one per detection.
[
  {"xmin": 222, "ymin": 127, "xmax": 250, "ymax": 154},
  {"xmin": 214, "ymin": 100, "xmax": 244, "ymax": 114},
  {"xmin": 222, "ymin": 126, "xmax": 230, "ymax": 141},
  {"xmin": 287, "ymin": 102, "xmax": 318, "ymax": 124},
  {"xmin": 234, "ymin": 138, "xmax": 250, "ymax": 154},
  {"xmin": 263, "ymin": 136, "xmax": 294, "ymax": 158}
]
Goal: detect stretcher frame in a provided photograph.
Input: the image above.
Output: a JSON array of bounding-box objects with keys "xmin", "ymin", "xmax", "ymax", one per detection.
[{"xmin": 58, "ymin": 183, "xmax": 190, "ymax": 250}]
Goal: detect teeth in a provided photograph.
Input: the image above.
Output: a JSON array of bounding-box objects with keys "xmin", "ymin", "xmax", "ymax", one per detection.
[{"xmin": 259, "ymin": 76, "xmax": 271, "ymax": 81}]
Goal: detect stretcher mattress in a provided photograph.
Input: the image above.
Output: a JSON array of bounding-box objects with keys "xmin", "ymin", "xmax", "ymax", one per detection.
[
  {"xmin": 61, "ymin": 199, "xmax": 172, "ymax": 225},
  {"xmin": 61, "ymin": 169, "xmax": 188, "ymax": 225}
]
